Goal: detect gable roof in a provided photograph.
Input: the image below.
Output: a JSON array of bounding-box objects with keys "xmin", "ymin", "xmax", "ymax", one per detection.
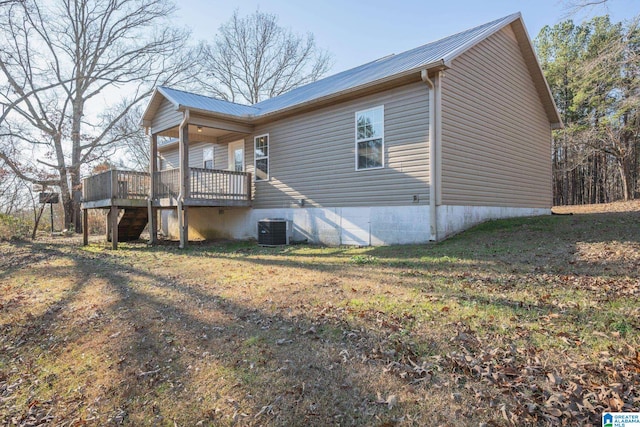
[
  {"xmin": 142, "ymin": 12, "xmax": 561, "ymax": 128},
  {"xmin": 156, "ymin": 86, "xmax": 260, "ymax": 118}
]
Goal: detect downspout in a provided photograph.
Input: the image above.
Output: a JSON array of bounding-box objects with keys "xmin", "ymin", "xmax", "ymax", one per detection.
[{"xmin": 421, "ymin": 69, "xmax": 438, "ymax": 241}]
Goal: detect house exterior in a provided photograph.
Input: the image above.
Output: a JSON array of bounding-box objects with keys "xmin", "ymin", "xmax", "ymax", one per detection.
[{"xmin": 83, "ymin": 12, "xmax": 562, "ymax": 248}]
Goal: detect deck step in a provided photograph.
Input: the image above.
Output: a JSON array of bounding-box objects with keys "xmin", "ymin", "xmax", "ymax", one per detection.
[{"xmin": 108, "ymin": 207, "xmax": 148, "ymax": 242}]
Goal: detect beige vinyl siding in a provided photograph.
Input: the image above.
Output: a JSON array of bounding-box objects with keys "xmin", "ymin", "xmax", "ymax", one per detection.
[
  {"xmin": 159, "ymin": 148, "xmax": 178, "ymax": 170},
  {"xmin": 247, "ymin": 82, "xmax": 430, "ymax": 209},
  {"xmin": 151, "ymin": 99, "xmax": 181, "ymax": 133},
  {"xmin": 159, "ymin": 141, "xmax": 227, "ymax": 170},
  {"xmin": 440, "ymin": 25, "xmax": 552, "ymax": 208}
]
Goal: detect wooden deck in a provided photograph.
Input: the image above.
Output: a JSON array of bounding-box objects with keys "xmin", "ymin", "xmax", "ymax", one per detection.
[
  {"xmin": 81, "ymin": 170, "xmax": 150, "ymax": 209},
  {"xmin": 81, "ymin": 168, "xmax": 252, "ymax": 249},
  {"xmin": 82, "ymin": 168, "xmax": 252, "ymax": 208}
]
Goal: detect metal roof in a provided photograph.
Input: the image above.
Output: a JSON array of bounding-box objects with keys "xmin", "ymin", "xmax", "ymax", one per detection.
[
  {"xmin": 157, "ymin": 86, "xmax": 260, "ymax": 117},
  {"xmin": 253, "ymin": 13, "xmax": 520, "ymax": 114},
  {"xmin": 148, "ymin": 12, "xmax": 562, "ymax": 126}
]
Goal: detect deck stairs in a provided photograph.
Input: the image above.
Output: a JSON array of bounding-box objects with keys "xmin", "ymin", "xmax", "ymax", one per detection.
[{"xmin": 107, "ymin": 207, "xmax": 148, "ymax": 242}]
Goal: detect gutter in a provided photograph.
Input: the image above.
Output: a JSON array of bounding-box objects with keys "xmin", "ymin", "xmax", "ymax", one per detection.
[
  {"xmin": 254, "ymin": 60, "xmax": 448, "ymax": 124},
  {"xmin": 146, "ymin": 61, "xmax": 448, "ymax": 134},
  {"xmin": 421, "ymin": 70, "xmax": 438, "ymax": 241}
]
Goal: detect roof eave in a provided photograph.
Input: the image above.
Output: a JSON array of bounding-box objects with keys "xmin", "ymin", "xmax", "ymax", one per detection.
[
  {"xmin": 510, "ymin": 17, "xmax": 564, "ymax": 128},
  {"xmin": 442, "ymin": 12, "xmax": 522, "ymax": 65},
  {"xmin": 175, "ymin": 105, "xmax": 255, "ymax": 124},
  {"xmin": 140, "ymin": 87, "xmax": 181, "ymax": 128},
  {"xmin": 154, "ymin": 61, "xmax": 448, "ymax": 126},
  {"xmin": 252, "ymin": 60, "xmax": 448, "ymax": 124},
  {"xmin": 440, "ymin": 12, "xmax": 562, "ymax": 129}
]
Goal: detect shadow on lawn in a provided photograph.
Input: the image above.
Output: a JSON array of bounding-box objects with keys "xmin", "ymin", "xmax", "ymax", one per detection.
[
  {"xmin": 147, "ymin": 211, "xmax": 640, "ymax": 287},
  {"xmin": 2, "ymin": 240, "xmax": 407, "ymax": 426},
  {"xmin": 3, "ymin": 208, "xmax": 638, "ymax": 424},
  {"xmin": 158, "ymin": 210, "xmax": 639, "ymax": 279}
]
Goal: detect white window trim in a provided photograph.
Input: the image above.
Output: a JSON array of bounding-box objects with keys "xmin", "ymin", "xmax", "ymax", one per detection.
[
  {"xmin": 254, "ymin": 133, "xmax": 269, "ymax": 181},
  {"xmin": 203, "ymin": 145, "xmax": 215, "ymax": 169},
  {"xmin": 354, "ymin": 105, "xmax": 385, "ymax": 171}
]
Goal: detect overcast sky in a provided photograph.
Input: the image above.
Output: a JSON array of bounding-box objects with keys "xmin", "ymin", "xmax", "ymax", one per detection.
[{"xmin": 176, "ymin": 0, "xmax": 639, "ymax": 75}]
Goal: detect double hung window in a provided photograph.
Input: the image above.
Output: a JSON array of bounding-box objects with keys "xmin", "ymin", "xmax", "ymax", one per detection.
[
  {"xmin": 355, "ymin": 106, "xmax": 384, "ymax": 170},
  {"xmin": 254, "ymin": 134, "xmax": 269, "ymax": 181}
]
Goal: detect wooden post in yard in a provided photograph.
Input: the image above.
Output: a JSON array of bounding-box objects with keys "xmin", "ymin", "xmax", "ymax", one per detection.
[{"xmin": 82, "ymin": 208, "xmax": 88, "ymax": 246}]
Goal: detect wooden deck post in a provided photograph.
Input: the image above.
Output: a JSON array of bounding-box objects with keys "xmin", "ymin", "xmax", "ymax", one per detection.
[
  {"xmin": 82, "ymin": 208, "xmax": 88, "ymax": 246},
  {"xmin": 148, "ymin": 133, "xmax": 158, "ymax": 244},
  {"xmin": 182, "ymin": 205, "xmax": 189, "ymax": 249},
  {"xmin": 110, "ymin": 205, "xmax": 119, "ymax": 250},
  {"xmin": 148, "ymin": 200, "xmax": 156, "ymax": 244},
  {"xmin": 110, "ymin": 169, "xmax": 118, "ymax": 199},
  {"xmin": 246, "ymin": 172, "xmax": 252, "ymax": 201},
  {"xmin": 178, "ymin": 110, "xmax": 190, "ymax": 249}
]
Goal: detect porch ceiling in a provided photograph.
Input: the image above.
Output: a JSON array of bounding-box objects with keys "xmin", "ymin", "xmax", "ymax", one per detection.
[
  {"xmin": 157, "ymin": 124, "xmax": 241, "ymax": 143},
  {"xmin": 160, "ymin": 124, "xmax": 231, "ymax": 138}
]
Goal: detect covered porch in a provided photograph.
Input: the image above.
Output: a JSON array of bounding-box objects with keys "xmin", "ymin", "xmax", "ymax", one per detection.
[{"xmin": 141, "ymin": 86, "xmax": 257, "ymax": 248}]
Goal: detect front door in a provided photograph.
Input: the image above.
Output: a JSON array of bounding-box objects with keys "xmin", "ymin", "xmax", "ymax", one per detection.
[
  {"xmin": 228, "ymin": 140, "xmax": 245, "ymax": 172},
  {"xmin": 228, "ymin": 140, "xmax": 246, "ymax": 197}
]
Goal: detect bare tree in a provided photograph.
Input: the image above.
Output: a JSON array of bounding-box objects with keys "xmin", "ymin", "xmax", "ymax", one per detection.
[
  {"xmin": 0, "ymin": 169, "xmax": 28, "ymax": 216},
  {"xmin": 199, "ymin": 10, "xmax": 332, "ymax": 104},
  {"xmin": 112, "ymin": 105, "xmax": 151, "ymax": 172},
  {"xmin": 0, "ymin": 0, "xmax": 197, "ymax": 232},
  {"xmin": 562, "ymin": 0, "xmax": 611, "ymax": 18}
]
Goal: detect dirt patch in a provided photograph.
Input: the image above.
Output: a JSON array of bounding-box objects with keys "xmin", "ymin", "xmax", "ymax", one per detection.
[{"xmin": 553, "ymin": 200, "xmax": 640, "ymax": 214}]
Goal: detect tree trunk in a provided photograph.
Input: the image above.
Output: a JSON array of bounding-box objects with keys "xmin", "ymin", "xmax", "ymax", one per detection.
[
  {"xmin": 71, "ymin": 94, "xmax": 84, "ymax": 233},
  {"xmin": 620, "ymin": 163, "xmax": 633, "ymax": 201},
  {"xmin": 616, "ymin": 158, "xmax": 632, "ymax": 201},
  {"xmin": 58, "ymin": 167, "xmax": 73, "ymax": 230}
]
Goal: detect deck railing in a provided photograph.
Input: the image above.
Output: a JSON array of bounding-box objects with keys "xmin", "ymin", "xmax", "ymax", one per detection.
[
  {"xmin": 154, "ymin": 168, "xmax": 180, "ymax": 199},
  {"xmin": 82, "ymin": 170, "xmax": 150, "ymax": 202},
  {"xmin": 83, "ymin": 168, "xmax": 252, "ymax": 203},
  {"xmin": 189, "ymin": 168, "xmax": 252, "ymax": 201}
]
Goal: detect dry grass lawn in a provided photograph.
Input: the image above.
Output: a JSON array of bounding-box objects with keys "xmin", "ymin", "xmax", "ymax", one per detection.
[{"xmin": 1, "ymin": 202, "xmax": 639, "ymax": 426}]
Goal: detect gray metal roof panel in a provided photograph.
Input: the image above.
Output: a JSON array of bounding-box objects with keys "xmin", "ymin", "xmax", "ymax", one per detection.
[
  {"xmin": 157, "ymin": 86, "xmax": 260, "ymax": 116},
  {"xmin": 155, "ymin": 13, "xmax": 520, "ymax": 118},
  {"xmin": 252, "ymin": 13, "xmax": 520, "ymax": 114}
]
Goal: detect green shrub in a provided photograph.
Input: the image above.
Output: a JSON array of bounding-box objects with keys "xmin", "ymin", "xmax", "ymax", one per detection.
[
  {"xmin": 350, "ymin": 254, "xmax": 378, "ymax": 265},
  {"xmin": 0, "ymin": 214, "xmax": 31, "ymax": 240}
]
